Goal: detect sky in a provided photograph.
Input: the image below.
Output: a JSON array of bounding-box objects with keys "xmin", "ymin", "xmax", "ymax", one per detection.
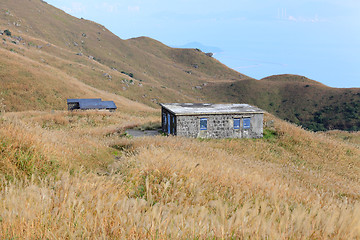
[{"xmin": 45, "ymin": 0, "xmax": 360, "ymax": 88}]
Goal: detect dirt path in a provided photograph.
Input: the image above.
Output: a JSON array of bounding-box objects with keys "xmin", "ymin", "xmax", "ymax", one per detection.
[{"xmin": 126, "ymin": 129, "xmax": 161, "ymax": 137}]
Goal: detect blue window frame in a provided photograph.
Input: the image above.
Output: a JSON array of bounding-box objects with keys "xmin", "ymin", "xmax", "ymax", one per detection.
[
  {"xmin": 234, "ymin": 118, "xmax": 240, "ymax": 129},
  {"xmin": 243, "ymin": 118, "xmax": 251, "ymax": 129},
  {"xmin": 200, "ymin": 118, "xmax": 207, "ymax": 130}
]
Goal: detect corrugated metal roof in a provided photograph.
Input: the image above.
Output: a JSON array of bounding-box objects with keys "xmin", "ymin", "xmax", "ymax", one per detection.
[
  {"xmin": 67, "ymin": 98, "xmax": 117, "ymax": 110},
  {"xmin": 101, "ymin": 101, "xmax": 117, "ymax": 109},
  {"xmin": 67, "ymin": 98, "xmax": 101, "ymax": 104},
  {"xmin": 79, "ymin": 101, "xmax": 117, "ymax": 109},
  {"xmin": 160, "ymin": 103, "xmax": 264, "ymax": 116}
]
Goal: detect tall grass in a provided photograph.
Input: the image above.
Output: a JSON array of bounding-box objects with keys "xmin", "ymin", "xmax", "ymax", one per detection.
[
  {"xmin": 2, "ymin": 170, "xmax": 360, "ymax": 239},
  {"xmin": 0, "ymin": 98, "xmax": 5, "ymax": 115},
  {"xmin": 0, "ymin": 112, "xmax": 359, "ymax": 238},
  {"xmin": 0, "ymin": 121, "xmax": 60, "ymax": 179}
]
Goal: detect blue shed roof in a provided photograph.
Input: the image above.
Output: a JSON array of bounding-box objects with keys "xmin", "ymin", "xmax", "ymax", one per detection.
[
  {"xmin": 67, "ymin": 98, "xmax": 117, "ymax": 110},
  {"xmin": 67, "ymin": 98, "xmax": 101, "ymax": 104},
  {"xmin": 79, "ymin": 101, "xmax": 117, "ymax": 109},
  {"xmin": 101, "ymin": 101, "xmax": 117, "ymax": 109}
]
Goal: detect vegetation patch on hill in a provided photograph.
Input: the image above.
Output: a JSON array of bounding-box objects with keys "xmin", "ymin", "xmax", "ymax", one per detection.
[{"xmin": 203, "ymin": 75, "xmax": 360, "ymax": 132}]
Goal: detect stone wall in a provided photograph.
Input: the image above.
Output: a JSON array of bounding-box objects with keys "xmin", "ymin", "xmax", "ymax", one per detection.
[{"xmin": 176, "ymin": 114, "xmax": 263, "ymax": 139}]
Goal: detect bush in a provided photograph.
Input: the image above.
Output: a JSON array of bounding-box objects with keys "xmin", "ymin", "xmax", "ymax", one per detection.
[
  {"xmin": 0, "ymin": 134, "xmax": 59, "ymax": 178},
  {"xmin": 4, "ymin": 29, "xmax": 11, "ymax": 36},
  {"xmin": 263, "ymin": 128, "xmax": 278, "ymax": 140},
  {"xmin": 121, "ymin": 71, "xmax": 134, "ymax": 78}
]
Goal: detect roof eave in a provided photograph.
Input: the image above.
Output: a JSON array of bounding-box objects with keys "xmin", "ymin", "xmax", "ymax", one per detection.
[{"xmin": 173, "ymin": 111, "xmax": 265, "ymax": 116}]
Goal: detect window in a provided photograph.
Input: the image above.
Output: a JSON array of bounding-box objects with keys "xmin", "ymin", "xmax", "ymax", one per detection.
[
  {"xmin": 200, "ymin": 118, "xmax": 207, "ymax": 130},
  {"xmin": 233, "ymin": 118, "xmax": 240, "ymax": 129},
  {"xmin": 243, "ymin": 118, "xmax": 251, "ymax": 129}
]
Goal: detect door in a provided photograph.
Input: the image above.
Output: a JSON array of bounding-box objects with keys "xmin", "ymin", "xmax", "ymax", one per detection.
[
  {"xmin": 233, "ymin": 118, "xmax": 241, "ymax": 138},
  {"xmin": 167, "ymin": 113, "xmax": 171, "ymax": 134},
  {"xmin": 242, "ymin": 118, "xmax": 251, "ymax": 138}
]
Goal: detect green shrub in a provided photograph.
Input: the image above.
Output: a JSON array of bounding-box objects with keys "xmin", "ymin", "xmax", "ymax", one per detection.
[
  {"xmin": 263, "ymin": 128, "xmax": 278, "ymax": 140},
  {"xmin": 4, "ymin": 29, "xmax": 11, "ymax": 36},
  {"xmin": 0, "ymin": 136, "xmax": 59, "ymax": 178},
  {"xmin": 121, "ymin": 71, "xmax": 134, "ymax": 78}
]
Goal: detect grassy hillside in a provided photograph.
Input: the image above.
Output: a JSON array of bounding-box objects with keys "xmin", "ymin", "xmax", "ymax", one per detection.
[
  {"xmin": 204, "ymin": 74, "xmax": 360, "ymax": 131},
  {"xmin": 0, "ymin": 0, "xmax": 358, "ymax": 131},
  {"xmin": 0, "ymin": 110, "xmax": 360, "ymax": 238},
  {"xmin": 0, "ymin": 0, "xmax": 248, "ymax": 111}
]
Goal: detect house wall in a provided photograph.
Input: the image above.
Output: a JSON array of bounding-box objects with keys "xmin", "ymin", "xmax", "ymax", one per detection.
[
  {"xmin": 161, "ymin": 107, "xmax": 177, "ymax": 135},
  {"xmin": 176, "ymin": 114, "xmax": 263, "ymax": 139},
  {"xmin": 67, "ymin": 103, "xmax": 79, "ymax": 111}
]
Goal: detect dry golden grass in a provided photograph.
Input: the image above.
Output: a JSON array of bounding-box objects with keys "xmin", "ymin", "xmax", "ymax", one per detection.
[
  {"xmin": 0, "ymin": 110, "xmax": 157, "ymax": 174},
  {"xmin": 323, "ymin": 130, "xmax": 360, "ymax": 149},
  {"xmin": 0, "ymin": 111, "xmax": 359, "ymax": 239}
]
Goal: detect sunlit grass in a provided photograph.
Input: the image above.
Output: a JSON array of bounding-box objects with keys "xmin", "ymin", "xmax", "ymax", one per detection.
[{"xmin": 0, "ymin": 112, "xmax": 359, "ymax": 238}]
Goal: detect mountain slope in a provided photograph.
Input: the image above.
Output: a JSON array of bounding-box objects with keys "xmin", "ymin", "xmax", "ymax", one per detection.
[
  {"xmin": 0, "ymin": 0, "xmax": 248, "ymax": 110},
  {"xmin": 0, "ymin": 0, "xmax": 358, "ymax": 131},
  {"xmin": 203, "ymin": 74, "xmax": 360, "ymax": 131}
]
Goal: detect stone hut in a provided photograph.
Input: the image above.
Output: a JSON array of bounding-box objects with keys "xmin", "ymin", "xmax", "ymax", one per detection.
[{"xmin": 160, "ymin": 103, "xmax": 264, "ymax": 138}]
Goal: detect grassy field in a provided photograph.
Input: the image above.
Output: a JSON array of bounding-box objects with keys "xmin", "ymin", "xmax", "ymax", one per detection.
[{"xmin": 0, "ymin": 110, "xmax": 359, "ymax": 239}]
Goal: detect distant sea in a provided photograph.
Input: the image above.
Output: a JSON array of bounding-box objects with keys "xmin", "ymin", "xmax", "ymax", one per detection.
[{"xmin": 175, "ymin": 25, "xmax": 359, "ymax": 89}]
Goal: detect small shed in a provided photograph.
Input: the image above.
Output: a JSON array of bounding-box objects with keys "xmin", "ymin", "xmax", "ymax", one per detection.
[
  {"xmin": 160, "ymin": 103, "xmax": 264, "ymax": 139},
  {"xmin": 67, "ymin": 98, "xmax": 117, "ymax": 111}
]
